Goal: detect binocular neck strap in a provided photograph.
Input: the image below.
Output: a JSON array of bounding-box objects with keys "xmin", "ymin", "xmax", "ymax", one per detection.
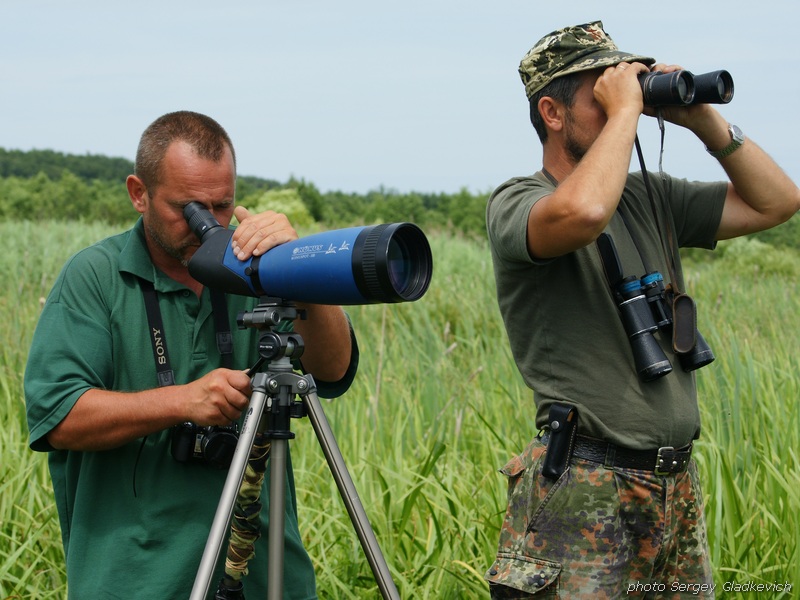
[
  {"xmin": 139, "ymin": 279, "xmax": 234, "ymax": 388},
  {"xmin": 633, "ymin": 134, "xmax": 683, "ymax": 295}
]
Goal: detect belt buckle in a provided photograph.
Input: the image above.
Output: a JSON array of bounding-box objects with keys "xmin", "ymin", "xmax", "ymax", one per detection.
[{"xmin": 655, "ymin": 446, "xmax": 687, "ymax": 475}]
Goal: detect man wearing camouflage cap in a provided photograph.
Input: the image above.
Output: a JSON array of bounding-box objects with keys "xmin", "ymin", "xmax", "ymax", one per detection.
[{"xmin": 484, "ymin": 21, "xmax": 799, "ymax": 598}]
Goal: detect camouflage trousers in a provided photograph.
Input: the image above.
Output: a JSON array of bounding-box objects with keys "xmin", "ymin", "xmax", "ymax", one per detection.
[{"xmin": 485, "ymin": 437, "xmax": 714, "ymax": 599}]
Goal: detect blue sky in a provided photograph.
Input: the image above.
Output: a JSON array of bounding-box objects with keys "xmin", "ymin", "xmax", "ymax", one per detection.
[{"xmin": 2, "ymin": 0, "xmax": 797, "ymax": 195}]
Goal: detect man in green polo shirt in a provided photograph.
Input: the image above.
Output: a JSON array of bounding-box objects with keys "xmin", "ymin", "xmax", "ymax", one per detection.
[
  {"xmin": 24, "ymin": 111, "xmax": 358, "ymax": 598},
  {"xmin": 484, "ymin": 22, "xmax": 800, "ymax": 597}
]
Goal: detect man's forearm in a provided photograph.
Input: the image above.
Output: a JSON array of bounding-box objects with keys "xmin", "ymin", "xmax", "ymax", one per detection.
[
  {"xmin": 717, "ymin": 137, "xmax": 800, "ymax": 226},
  {"xmin": 532, "ymin": 109, "xmax": 641, "ymax": 258},
  {"xmin": 294, "ymin": 304, "xmax": 352, "ymax": 382},
  {"xmin": 47, "ymin": 387, "xmax": 186, "ymax": 451},
  {"xmin": 47, "ymin": 368, "xmax": 253, "ymax": 451},
  {"xmin": 683, "ymin": 107, "xmax": 800, "ymax": 237}
]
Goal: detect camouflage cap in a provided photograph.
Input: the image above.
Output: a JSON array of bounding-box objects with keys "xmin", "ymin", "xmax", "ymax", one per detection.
[{"xmin": 519, "ymin": 21, "xmax": 655, "ymax": 99}]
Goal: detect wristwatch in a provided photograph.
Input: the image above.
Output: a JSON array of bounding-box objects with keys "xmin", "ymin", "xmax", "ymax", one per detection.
[{"xmin": 706, "ymin": 123, "xmax": 745, "ymax": 159}]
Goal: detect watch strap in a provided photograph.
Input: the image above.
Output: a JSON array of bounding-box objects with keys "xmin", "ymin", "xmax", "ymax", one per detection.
[{"xmin": 707, "ymin": 124, "xmax": 744, "ymax": 159}]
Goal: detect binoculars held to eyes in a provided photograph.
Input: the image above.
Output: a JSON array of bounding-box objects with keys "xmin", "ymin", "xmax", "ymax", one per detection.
[{"xmin": 638, "ymin": 69, "xmax": 734, "ymax": 106}]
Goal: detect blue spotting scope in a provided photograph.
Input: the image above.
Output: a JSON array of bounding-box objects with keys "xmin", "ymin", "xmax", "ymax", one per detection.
[{"xmin": 184, "ymin": 202, "xmax": 433, "ymax": 305}]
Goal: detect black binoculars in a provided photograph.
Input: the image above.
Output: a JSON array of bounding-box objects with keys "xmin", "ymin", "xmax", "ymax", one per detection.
[
  {"xmin": 597, "ymin": 233, "xmax": 715, "ymax": 382},
  {"xmin": 638, "ymin": 69, "xmax": 734, "ymax": 106},
  {"xmin": 615, "ymin": 272, "xmax": 715, "ymax": 382},
  {"xmin": 639, "ymin": 271, "xmax": 715, "ymax": 373}
]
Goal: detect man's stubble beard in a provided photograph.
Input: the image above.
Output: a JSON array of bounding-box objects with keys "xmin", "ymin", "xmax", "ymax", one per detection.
[
  {"xmin": 563, "ymin": 113, "xmax": 589, "ymax": 165},
  {"xmin": 145, "ymin": 219, "xmax": 196, "ymax": 267}
]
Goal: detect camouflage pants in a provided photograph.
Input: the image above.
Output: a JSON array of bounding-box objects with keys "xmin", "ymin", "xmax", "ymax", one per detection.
[{"xmin": 485, "ymin": 437, "xmax": 714, "ymax": 599}]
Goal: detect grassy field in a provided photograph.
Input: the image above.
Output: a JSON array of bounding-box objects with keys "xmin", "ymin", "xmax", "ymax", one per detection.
[{"xmin": 1, "ymin": 220, "xmax": 798, "ymax": 599}]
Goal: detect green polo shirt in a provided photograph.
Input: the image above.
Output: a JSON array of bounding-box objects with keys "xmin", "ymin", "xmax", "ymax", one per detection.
[
  {"xmin": 487, "ymin": 171, "xmax": 726, "ymax": 450},
  {"xmin": 24, "ymin": 218, "xmax": 357, "ymax": 599}
]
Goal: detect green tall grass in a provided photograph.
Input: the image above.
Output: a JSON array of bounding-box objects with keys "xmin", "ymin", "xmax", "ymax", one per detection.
[
  {"xmin": 1, "ymin": 221, "xmax": 797, "ymax": 598},
  {"xmin": 1, "ymin": 221, "xmax": 129, "ymax": 598}
]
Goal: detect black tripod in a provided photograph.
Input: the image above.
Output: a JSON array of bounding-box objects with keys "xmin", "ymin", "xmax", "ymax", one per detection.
[{"xmin": 189, "ymin": 297, "xmax": 400, "ymax": 600}]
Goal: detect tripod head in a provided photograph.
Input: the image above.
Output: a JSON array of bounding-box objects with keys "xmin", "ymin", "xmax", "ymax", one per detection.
[
  {"xmin": 238, "ymin": 295, "xmax": 314, "ymax": 431},
  {"xmin": 237, "ymin": 296, "xmax": 304, "ymax": 335},
  {"xmin": 238, "ymin": 296, "xmax": 306, "ymax": 377}
]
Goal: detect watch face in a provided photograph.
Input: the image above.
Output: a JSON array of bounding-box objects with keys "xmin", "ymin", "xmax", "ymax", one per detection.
[{"xmin": 730, "ymin": 124, "xmax": 745, "ymax": 143}]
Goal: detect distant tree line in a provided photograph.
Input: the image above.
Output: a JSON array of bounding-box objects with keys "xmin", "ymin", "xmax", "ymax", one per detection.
[
  {"xmin": 0, "ymin": 147, "xmax": 491, "ymax": 239},
  {"xmin": 1, "ymin": 147, "xmax": 797, "ymax": 249},
  {"xmin": 0, "ymin": 148, "xmax": 134, "ymax": 182}
]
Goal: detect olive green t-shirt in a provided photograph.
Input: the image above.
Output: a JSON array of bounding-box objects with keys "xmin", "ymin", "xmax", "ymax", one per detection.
[
  {"xmin": 486, "ymin": 171, "xmax": 726, "ymax": 450},
  {"xmin": 24, "ymin": 218, "xmax": 358, "ymax": 599}
]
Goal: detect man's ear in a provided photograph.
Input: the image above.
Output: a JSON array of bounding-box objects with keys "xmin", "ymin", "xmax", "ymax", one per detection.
[
  {"xmin": 538, "ymin": 97, "xmax": 565, "ymax": 133},
  {"xmin": 126, "ymin": 175, "xmax": 148, "ymax": 214}
]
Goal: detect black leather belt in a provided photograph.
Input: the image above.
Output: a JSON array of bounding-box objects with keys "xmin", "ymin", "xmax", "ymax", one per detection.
[{"xmin": 541, "ymin": 432, "xmax": 692, "ymax": 475}]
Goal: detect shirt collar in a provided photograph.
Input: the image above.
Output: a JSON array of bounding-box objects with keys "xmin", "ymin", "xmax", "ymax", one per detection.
[{"xmin": 118, "ymin": 218, "xmax": 192, "ymax": 294}]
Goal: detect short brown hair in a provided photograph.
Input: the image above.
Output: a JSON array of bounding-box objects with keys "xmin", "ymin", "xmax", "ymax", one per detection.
[
  {"xmin": 134, "ymin": 111, "xmax": 236, "ymax": 192},
  {"xmin": 528, "ymin": 73, "xmax": 582, "ymax": 144}
]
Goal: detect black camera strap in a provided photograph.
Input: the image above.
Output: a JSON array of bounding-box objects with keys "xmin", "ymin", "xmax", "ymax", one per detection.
[
  {"xmin": 141, "ymin": 279, "xmax": 175, "ymax": 387},
  {"xmin": 139, "ymin": 279, "xmax": 233, "ymax": 388},
  {"xmin": 132, "ymin": 280, "xmax": 233, "ymax": 495},
  {"xmin": 210, "ymin": 290, "xmax": 234, "ymax": 367}
]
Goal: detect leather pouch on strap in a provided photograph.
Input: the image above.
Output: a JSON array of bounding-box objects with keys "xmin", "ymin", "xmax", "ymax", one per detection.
[
  {"xmin": 672, "ymin": 292, "xmax": 697, "ymax": 354},
  {"xmin": 542, "ymin": 403, "xmax": 578, "ymax": 480}
]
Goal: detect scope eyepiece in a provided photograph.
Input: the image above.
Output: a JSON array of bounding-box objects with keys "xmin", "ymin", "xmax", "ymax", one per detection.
[{"xmin": 184, "ymin": 202, "xmax": 223, "ymax": 243}]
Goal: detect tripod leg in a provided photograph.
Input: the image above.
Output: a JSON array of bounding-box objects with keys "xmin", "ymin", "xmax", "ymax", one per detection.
[
  {"xmin": 267, "ymin": 438, "xmax": 288, "ymax": 600},
  {"xmin": 190, "ymin": 379, "xmax": 271, "ymax": 600},
  {"xmin": 303, "ymin": 390, "xmax": 401, "ymax": 600}
]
